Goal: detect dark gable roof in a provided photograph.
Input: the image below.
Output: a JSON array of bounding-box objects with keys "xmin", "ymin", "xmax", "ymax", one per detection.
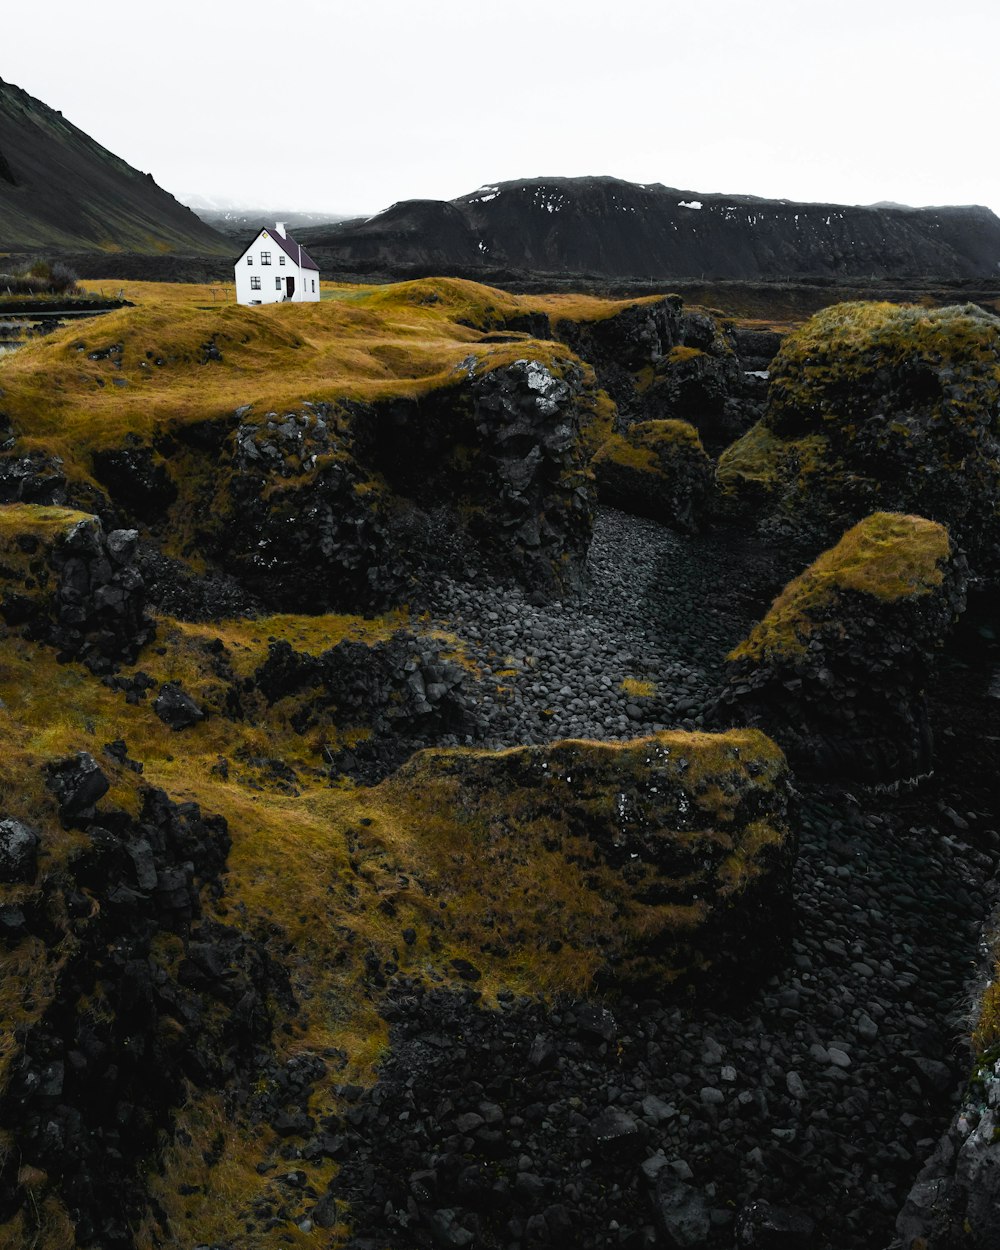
[
  {"xmin": 235, "ymin": 226, "xmax": 320, "ymax": 272},
  {"xmin": 266, "ymin": 226, "xmax": 320, "ymax": 272}
]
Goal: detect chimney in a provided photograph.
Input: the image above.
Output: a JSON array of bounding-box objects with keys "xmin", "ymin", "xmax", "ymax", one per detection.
[{"xmin": 275, "ymin": 221, "xmax": 286, "ymax": 237}]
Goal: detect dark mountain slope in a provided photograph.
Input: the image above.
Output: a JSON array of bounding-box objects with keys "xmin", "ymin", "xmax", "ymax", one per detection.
[
  {"xmin": 300, "ymin": 175, "xmax": 1000, "ymax": 281},
  {"xmin": 0, "ymin": 78, "xmax": 231, "ymax": 254},
  {"xmin": 312, "ymin": 198, "xmax": 486, "ymax": 269}
]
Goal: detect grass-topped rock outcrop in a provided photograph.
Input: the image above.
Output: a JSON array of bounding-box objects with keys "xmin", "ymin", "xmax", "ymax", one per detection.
[
  {"xmin": 0, "ymin": 280, "xmax": 633, "ymax": 606},
  {"xmin": 714, "ymin": 512, "xmax": 967, "ymax": 779},
  {"xmin": 592, "ymin": 419, "xmax": 714, "ymax": 531},
  {"xmin": 718, "ymin": 302, "xmax": 1000, "ymax": 575},
  {"xmin": 0, "ymin": 504, "xmax": 153, "ymax": 671},
  {"xmin": 253, "ymin": 626, "xmax": 482, "ymax": 781},
  {"xmin": 380, "ymin": 728, "xmax": 795, "ymax": 992}
]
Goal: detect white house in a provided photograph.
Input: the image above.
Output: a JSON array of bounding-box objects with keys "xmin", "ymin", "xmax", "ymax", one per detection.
[{"xmin": 234, "ymin": 222, "xmax": 320, "ymax": 305}]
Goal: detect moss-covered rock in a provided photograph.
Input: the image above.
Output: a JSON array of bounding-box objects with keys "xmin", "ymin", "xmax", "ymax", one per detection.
[
  {"xmin": 638, "ymin": 314, "xmax": 749, "ymax": 451},
  {"xmin": 717, "ymin": 302, "xmax": 1000, "ymax": 577},
  {"xmin": 383, "ymin": 727, "xmax": 794, "ymax": 992},
  {"xmin": 714, "ymin": 512, "xmax": 968, "ymax": 779},
  {"xmin": 553, "ymin": 295, "xmax": 685, "ymax": 418},
  {"xmin": 213, "ymin": 403, "xmax": 403, "ymax": 611},
  {"xmin": 553, "ymin": 299, "xmax": 757, "ymax": 450},
  {"xmin": 894, "ymin": 914, "xmax": 1000, "ymax": 1250},
  {"xmin": 592, "ymin": 419, "xmax": 715, "ymax": 531},
  {"xmin": 0, "ymin": 504, "xmax": 154, "ymax": 670},
  {"xmin": 0, "ymin": 762, "xmax": 291, "ymax": 1248}
]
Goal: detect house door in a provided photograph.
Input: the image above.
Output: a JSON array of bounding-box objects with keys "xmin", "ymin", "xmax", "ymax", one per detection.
[{"xmin": 285, "ymin": 276, "xmax": 295, "ymax": 299}]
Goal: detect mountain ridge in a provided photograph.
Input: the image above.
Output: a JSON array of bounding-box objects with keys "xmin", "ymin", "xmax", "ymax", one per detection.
[
  {"xmin": 299, "ymin": 175, "xmax": 1000, "ymax": 281},
  {"xmin": 0, "ymin": 77, "xmax": 231, "ymax": 255}
]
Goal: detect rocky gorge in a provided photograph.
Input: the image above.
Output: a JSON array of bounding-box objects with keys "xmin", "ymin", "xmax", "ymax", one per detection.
[{"xmin": 0, "ymin": 278, "xmax": 997, "ymax": 1250}]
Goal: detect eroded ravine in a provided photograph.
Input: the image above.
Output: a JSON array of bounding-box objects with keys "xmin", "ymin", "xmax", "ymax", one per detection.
[{"xmin": 327, "ymin": 507, "xmax": 1000, "ymax": 1249}]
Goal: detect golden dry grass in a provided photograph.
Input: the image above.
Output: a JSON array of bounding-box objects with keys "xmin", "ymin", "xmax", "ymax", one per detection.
[
  {"xmin": 620, "ymin": 676, "xmax": 657, "ymax": 697},
  {"xmin": 2, "ymin": 277, "xmax": 641, "ymax": 485}
]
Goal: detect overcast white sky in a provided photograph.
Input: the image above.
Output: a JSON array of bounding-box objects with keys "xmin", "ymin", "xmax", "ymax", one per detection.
[{"xmin": 4, "ymin": 0, "xmax": 998, "ymax": 217}]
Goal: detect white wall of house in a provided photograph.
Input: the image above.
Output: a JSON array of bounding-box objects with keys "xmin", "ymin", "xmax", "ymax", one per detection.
[{"xmin": 234, "ymin": 225, "xmax": 320, "ymax": 305}]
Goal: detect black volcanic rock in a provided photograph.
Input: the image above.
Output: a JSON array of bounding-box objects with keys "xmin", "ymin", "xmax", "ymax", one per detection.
[
  {"xmin": 0, "ymin": 77, "xmax": 231, "ymax": 253},
  {"xmin": 0, "ymin": 507, "xmax": 155, "ymax": 672},
  {"xmin": 382, "ymin": 727, "xmax": 795, "ymax": 991},
  {"xmin": 0, "ymin": 777, "xmax": 291, "ymax": 1250},
  {"xmin": 300, "ymin": 175, "xmax": 1000, "ymax": 281},
  {"xmin": 252, "ymin": 628, "xmax": 481, "ymax": 781},
  {"xmin": 92, "ymin": 444, "xmax": 178, "ymax": 523},
  {"xmin": 217, "ymin": 356, "xmax": 602, "ymax": 608},
  {"xmin": 46, "ymin": 752, "xmax": 110, "ymax": 823},
  {"xmin": 0, "ymin": 819, "xmax": 40, "ymax": 884},
  {"xmin": 154, "ymin": 683, "xmax": 205, "ymax": 731}
]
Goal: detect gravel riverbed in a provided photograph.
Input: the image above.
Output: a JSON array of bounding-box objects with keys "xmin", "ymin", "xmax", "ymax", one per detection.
[
  {"xmin": 331, "ymin": 507, "xmax": 1000, "ymax": 1249},
  {"xmin": 416, "ymin": 507, "xmax": 797, "ymax": 750}
]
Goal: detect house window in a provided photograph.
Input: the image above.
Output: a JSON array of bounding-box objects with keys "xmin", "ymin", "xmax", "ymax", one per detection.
[
  {"xmin": 260, "ymin": 251, "xmax": 271, "ymax": 265},
  {"xmin": 246, "ymin": 255, "xmax": 253, "ymax": 265},
  {"xmin": 279, "ymin": 255, "xmax": 286, "ymax": 266},
  {"xmin": 275, "ymin": 277, "xmax": 282, "ymax": 290},
  {"xmin": 250, "ymin": 276, "xmax": 261, "ymax": 290},
  {"xmin": 311, "ymin": 279, "xmax": 315, "ymax": 292}
]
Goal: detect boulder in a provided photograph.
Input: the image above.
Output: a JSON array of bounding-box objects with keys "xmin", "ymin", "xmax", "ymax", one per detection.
[
  {"xmin": 590, "ymin": 1106, "xmax": 644, "ymax": 1159},
  {"xmin": 554, "ymin": 295, "xmax": 685, "ymax": 420},
  {"xmin": 367, "ymin": 356, "xmax": 601, "ymax": 600},
  {"xmin": 650, "ymin": 1173, "xmax": 711, "ymax": 1247},
  {"xmin": 555, "ymin": 299, "xmax": 755, "ymax": 448},
  {"xmin": 381, "ymin": 728, "xmax": 794, "ymax": 991},
  {"xmin": 217, "ymin": 404, "xmax": 403, "ymax": 612},
  {"xmin": 640, "ymin": 323, "xmax": 747, "ymax": 452},
  {"xmin": 0, "ymin": 818, "xmax": 40, "ymax": 884},
  {"xmin": 735, "ymin": 1199, "xmax": 817, "ymax": 1247},
  {"xmin": 714, "ymin": 512, "xmax": 967, "ymax": 780},
  {"xmin": 252, "ymin": 628, "xmax": 481, "ymax": 782},
  {"xmin": 0, "ymin": 902, "xmax": 28, "ymax": 943},
  {"xmin": 0, "ymin": 450, "xmax": 68, "ymax": 506},
  {"xmin": 45, "ymin": 752, "xmax": 110, "ymax": 822},
  {"xmin": 153, "ymin": 682, "xmax": 205, "ymax": 731},
  {"xmin": 718, "ymin": 302, "xmax": 1000, "ymax": 578},
  {"xmin": 592, "ymin": 419, "xmax": 715, "ymax": 531}
]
